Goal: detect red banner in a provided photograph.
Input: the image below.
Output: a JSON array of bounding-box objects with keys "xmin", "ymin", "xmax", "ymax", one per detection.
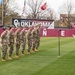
[{"xmin": 0, "ymin": 28, "xmax": 75, "ymax": 37}]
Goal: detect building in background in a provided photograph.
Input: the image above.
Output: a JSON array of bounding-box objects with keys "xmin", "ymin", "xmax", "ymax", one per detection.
[{"xmin": 59, "ymin": 14, "xmax": 75, "ymax": 28}]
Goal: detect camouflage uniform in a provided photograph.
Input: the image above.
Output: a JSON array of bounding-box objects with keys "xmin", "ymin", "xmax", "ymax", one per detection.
[
  {"xmin": 1, "ymin": 27, "xmax": 8, "ymax": 61},
  {"xmin": 15, "ymin": 28, "xmax": 20, "ymax": 56},
  {"xmin": 8, "ymin": 27, "xmax": 14, "ymax": 58},
  {"xmin": 27, "ymin": 28, "xmax": 32, "ymax": 54},
  {"xmin": 36, "ymin": 25, "xmax": 40, "ymax": 50},
  {"xmin": 20, "ymin": 28, "xmax": 26, "ymax": 54},
  {"xmin": 32, "ymin": 28, "xmax": 37, "ymax": 51}
]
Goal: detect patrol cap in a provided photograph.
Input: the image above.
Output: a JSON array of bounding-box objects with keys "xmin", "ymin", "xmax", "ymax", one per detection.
[
  {"xmin": 14, "ymin": 24, "xmax": 20, "ymax": 28},
  {"xmin": 9, "ymin": 25, "xmax": 14, "ymax": 29},
  {"xmin": 21, "ymin": 25, "xmax": 27, "ymax": 28},
  {"xmin": 25, "ymin": 25, "xmax": 28, "ymax": 28},
  {"xmin": 37, "ymin": 23, "xmax": 41, "ymax": 26},
  {"xmin": 37, "ymin": 23, "xmax": 41, "ymax": 28},
  {"xmin": 29, "ymin": 25, "xmax": 32, "ymax": 28},
  {"xmin": 10, "ymin": 25, "xmax": 14, "ymax": 27},
  {"xmin": 16, "ymin": 25, "xmax": 21, "ymax": 29},
  {"xmin": 35, "ymin": 23, "xmax": 41, "ymax": 27},
  {"xmin": 3, "ymin": 26, "xmax": 8, "ymax": 30},
  {"xmin": 34, "ymin": 24, "xmax": 37, "ymax": 27}
]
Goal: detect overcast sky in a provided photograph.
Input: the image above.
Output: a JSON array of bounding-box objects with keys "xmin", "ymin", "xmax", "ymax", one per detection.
[
  {"xmin": 14, "ymin": 0, "xmax": 75, "ymax": 15},
  {"xmin": 15, "ymin": 0, "xmax": 65, "ymax": 13},
  {"xmin": 1, "ymin": 0, "xmax": 75, "ymax": 14},
  {"xmin": 10, "ymin": 0, "xmax": 75, "ymax": 16}
]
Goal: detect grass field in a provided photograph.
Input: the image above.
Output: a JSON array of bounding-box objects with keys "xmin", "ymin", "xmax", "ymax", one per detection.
[{"xmin": 0, "ymin": 37, "xmax": 75, "ymax": 75}]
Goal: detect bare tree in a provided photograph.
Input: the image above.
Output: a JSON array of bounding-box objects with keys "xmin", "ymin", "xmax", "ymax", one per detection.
[
  {"xmin": 24, "ymin": 0, "xmax": 55, "ymax": 19},
  {"xmin": 0, "ymin": 5, "xmax": 2, "ymax": 19},
  {"xmin": 46, "ymin": 9, "xmax": 56, "ymax": 20},
  {"xmin": 25, "ymin": 0, "xmax": 44, "ymax": 19},
  {"xmin": 59, "ymin": 0, "xmax": 75, "ymax": 28},
  {"xmin": 3, "ymin": 0, "xmax": 19, "ymax": 25},
  {"xmin": 0, "ymin": 4, "xmax": 2, "ymax": 25}
]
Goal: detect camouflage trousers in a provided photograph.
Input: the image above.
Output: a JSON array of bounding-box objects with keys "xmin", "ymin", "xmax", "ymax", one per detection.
[
  {"xmin": 9, "ymin": 42, "xmax": 14, "ymax": 56},
  {"xmin": 21, "ymin": 40, "xmax": 26, "ymax": 53},
  {"xmin": 16, "ymin": 43, "xmax": 20, "ymax": 55},
  {"xmin": 36, "ymin": 39, "xmax": 40, "ymax": 49},
  {"xmin": 32, "ymin": 38, "xmax": 37, "ymax": 50},
  {"xmin": 1, "ymin": 45, "xmax": 8, "ymax": 59},
  {"xmin": 27, "ymin": 39, "xmax": 32, "ymax": 51}
]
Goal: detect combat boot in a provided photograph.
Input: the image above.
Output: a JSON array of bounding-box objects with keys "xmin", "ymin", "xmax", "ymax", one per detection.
[
  {"xmin": 8, "ymin": 55, "xmax": 12, "ymax": 60},
  {"xmin": 32, "ymin": 49, "xmax": 35, "ymax": 53},
  {"xmin": 2, "ymin": 58, "xmax": 6, "ymax": 62},
  {"xmin": 27, "ymin": 50, "xmax": 31, "ymax": 54},
  {"xmin": 15, "ymin": 55, "xmax": 19, "ymax": 58},
  {"xmin": 22, "ymin": 53, "xmax": 25, "ymax": 56},
  {"xmin": 35, "ymin": 49, "xmax": 39, "ymax": 52},
  {"xmin": 21, "ymin": 51, "xmax": 25, "ymax": 56},
  {"xmin": 15, "ymin": 54, "xmax": 19, "ymax": 58}
]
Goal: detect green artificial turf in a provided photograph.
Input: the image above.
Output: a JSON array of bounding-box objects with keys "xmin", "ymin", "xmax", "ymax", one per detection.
[{"xmin": 0, "ymin": 37, "xmax": 75, "ymax": 75}]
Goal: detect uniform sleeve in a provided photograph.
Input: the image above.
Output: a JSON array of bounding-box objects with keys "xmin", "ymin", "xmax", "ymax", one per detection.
[
  {"xmin": 14, "ymin": 30, "xmax": 18, "ymax": 37},
  {"xmin": 1, "ymin": 31, "xmax": 6, "ymax": 38},
  {"xmin": 20, "ymin": 30, "xmax": 23, "ymax": 40}
]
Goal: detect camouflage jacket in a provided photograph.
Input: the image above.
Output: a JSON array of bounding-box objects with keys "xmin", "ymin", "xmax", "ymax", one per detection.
[
  {"xmin": 27, "ymin": 30, "xmax": 32, "ymax": 40},
  {"xmin": 1, "ymin": 31, "xmax": 8, "ymax": 45},
  {"xmin": 9, "ymin": 30, "xmax": 14, "ymax": 43},
  {"xmin": 36, "ymin": 28, "xmax": 40, "ymax": 39},
  {"xmin": 15, "ymin": 29, "xmax": 20, "ymax": 44},
  {"xmin": 20, "ymin": 29, "xmax": 26, "ymax": 41},
  {"xmin": 32, "ymin": 29, "xmax": 37, "ymax": 39}
]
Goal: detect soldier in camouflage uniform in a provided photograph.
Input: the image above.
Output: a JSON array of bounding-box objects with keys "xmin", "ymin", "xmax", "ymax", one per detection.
[
  {"xmin": 35, "ymin": 24, "xmax": 41, "ymax": 51},
  {"xmin": 20, "ymin": 27, "xmax": 26, "ymax": 56},
  {"xmin": 15, "ymin": 26, "xmax": 21, "ymax": 57},
  {"xmin": 1, "ymin": 27, "xmax": 8, "ymax": 61},
  {"xmin": 32, "ymin": 25, "xmax": 37, "ymax": 52},
  {"xmin": 8, "ymin": 25, "xmax": 14, "ymax": 59},
  {"xmin": 27, "ymin": 26, "xmax": 32, "ymax": 54}
]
